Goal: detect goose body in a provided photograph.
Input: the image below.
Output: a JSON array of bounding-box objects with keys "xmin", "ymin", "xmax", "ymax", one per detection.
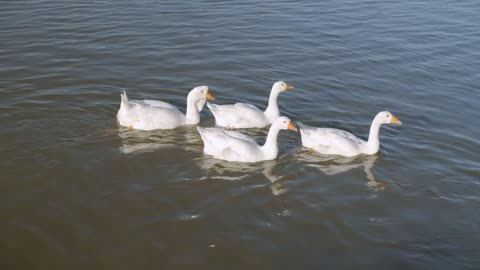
[
  {"xmin": 299, "ymin": 111, "xmax": 402, "ymax": 157},
  {"xmin": 197, "ymin": 116, "xmax": 298, "ymax": 162},
  {"xmin": 117, "ymin": 86, "xmax": 215, "ymax": 130},
  {"xmin": 207, "ymin": 81, "xmax": 294, "ymax": 129}
]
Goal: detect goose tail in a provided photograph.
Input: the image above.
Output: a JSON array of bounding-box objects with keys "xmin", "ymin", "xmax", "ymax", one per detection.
[
  {"xmin": 120, "ymin": 90, "xmax": 131, "ymax": 109},
  {"xmin": 206, "ymin": 102, "xmax": 216, "ymax": 111}
]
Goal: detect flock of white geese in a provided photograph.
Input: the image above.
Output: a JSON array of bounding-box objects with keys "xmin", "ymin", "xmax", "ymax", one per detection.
[{"xmin": 117, "ymin": 81, "xmax": 402, "ymax": 162}]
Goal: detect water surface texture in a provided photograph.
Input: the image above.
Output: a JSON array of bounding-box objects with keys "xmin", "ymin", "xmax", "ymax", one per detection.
[{"xmin": 1, "ymin": 0, "xmax": 480, "ymax": 269}]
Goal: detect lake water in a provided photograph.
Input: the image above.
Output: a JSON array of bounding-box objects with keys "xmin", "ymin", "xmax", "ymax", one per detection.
[{"xmin": 1, "ymin": 0, "xmax": 479, "ymax": 269}]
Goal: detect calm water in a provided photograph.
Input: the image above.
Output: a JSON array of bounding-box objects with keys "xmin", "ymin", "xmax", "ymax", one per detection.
[{"xmin": 1, "ymin": 0, "xmax": 479, "ymax": 269}]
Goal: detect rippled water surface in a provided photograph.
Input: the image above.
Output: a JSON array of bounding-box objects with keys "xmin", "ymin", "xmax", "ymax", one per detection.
[{"xmin": 1, "ymin": 0, "xmax": 480, "ymax": 269}]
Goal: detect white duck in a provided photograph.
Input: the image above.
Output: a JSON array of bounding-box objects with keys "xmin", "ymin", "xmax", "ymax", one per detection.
[
  {"xmin": 117, "ymin": 86, "xmax": 215, "ymax": 130},
  {"xmin": 197, "ymin": 116, "xmax": 298, "ymax": 162},
  {"xmin": 207, "ymin": 81, "xmax": 294, "ymax": 128},
  {"xmin": 299, "ymin": 111, "xmax": 402, "ymax": 157}
]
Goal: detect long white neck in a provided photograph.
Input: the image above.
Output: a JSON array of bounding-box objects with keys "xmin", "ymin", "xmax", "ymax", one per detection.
[
  {"xmin": 366, "ymin": 119, "xmax": 382, "ymax": 154},
  {"xmin": 260, "ymin": 124, "xmax": 281, "ymax": 160},
  {"xmin": 185, "ymin": 96, "xmax": 201, "ymax": 125},
  {"xmin": 264, "ymin": 88, "xmax": 281, "ymax": 123}
]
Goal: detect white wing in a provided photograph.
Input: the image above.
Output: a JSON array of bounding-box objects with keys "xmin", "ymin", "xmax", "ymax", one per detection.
[
  {"xmin": 207, "ymin": 102, "xmax": 268, "ymax": 128},
  {"xmin": 299, "ymin": 122, "xmax": 364, "ymax": 156},
  {"xmin": 197, "ymin": 126, "xmax": 262, "ymax": 161},
  {"xmin": 222, "ymin": 130, "xmax": 258, "ymax": 143},
  {"xmin": 118, "ymin": 96, "xmax": 186, "ymax": 130},
  {"xmin": 133, "ymin": 99, "xmax": 180, "ymax": 111}
]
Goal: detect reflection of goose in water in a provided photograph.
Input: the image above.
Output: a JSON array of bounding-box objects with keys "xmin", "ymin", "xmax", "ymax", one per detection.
[
  {"xmin": 196, "ymin": 157, "xmax": 287, "ymax": 196},
  {"xmin": 117, "ymin": 126, "xmax": 203, "ymax": 154},
  {"xmin": 298, "ymin": 150, "xmax": 386, "ymax": 192},
  {"xmin": 262, "ymin": 162, "xmax": 287, "ymax": 196}
]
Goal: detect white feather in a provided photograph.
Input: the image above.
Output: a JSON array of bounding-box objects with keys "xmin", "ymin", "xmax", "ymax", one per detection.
[{"xmin": 206, "ymin": 81, "xmax": 293, "ymax": 129}]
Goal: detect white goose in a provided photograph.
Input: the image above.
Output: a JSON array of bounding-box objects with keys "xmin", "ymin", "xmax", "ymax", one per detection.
[
  {"xmin": 197, "ymin": 116, "xmax": 298, "ymax": 162},
  {"xmin": 117, "ymin": 86, "xmax": 215, "ymax": 130},
  {"xmin": 207, "ymin": 81, "xmax": 294, "ymax": 128},
  {"xmin": 299, "ymin": 111, "xmax": 402, "ymax": 157}
]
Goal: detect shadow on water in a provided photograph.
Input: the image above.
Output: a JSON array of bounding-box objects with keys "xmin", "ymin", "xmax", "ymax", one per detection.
[{"xmin": 298, "ymin": 149, "xmax": 387, "ymax": 193}]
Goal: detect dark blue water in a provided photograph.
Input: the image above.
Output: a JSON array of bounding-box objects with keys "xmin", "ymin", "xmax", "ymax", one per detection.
[{"xmin": 1, "ymin": 0, "xmax": 479, "ymax": 269}]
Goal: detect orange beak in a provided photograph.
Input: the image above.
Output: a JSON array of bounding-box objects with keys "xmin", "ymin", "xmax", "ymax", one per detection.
[
  {"xmin": 288, "ymin": 121, "xmax": 298, "ymax": 132},
  {"xmin": 206, "ymin": 89, "xmax": 215, "ymax": 101},
  {"xmin": 285, "ymin": 83, "xmax": 294, "ymax": 90},
  {"xmin": 390, "ymin": 115, "xmax": 402, "ymax": 125}
]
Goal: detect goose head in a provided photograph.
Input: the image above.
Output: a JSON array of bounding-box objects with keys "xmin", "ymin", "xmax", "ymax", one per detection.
[
  {"xmin": 188, "ymin": 86, "xmax": 216, "ymax": 111},
  {"xmin": 264, "ymin": 82, "xmax": 295, "ymax": 121},
  {"xmin": 272, "ymin": 116, "xmax": 298, "ymax": 132},
  {"xmin": 272, "ymin": 81, "xmax": 294, "ymax": 93},
  {"xmin": 374, "ymin": 111, "xmax": 402, "ymax": 125}
]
